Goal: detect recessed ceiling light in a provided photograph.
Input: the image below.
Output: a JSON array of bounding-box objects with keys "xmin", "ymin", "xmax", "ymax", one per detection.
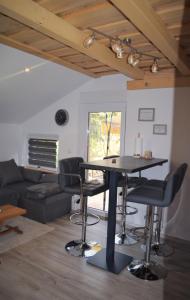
[{"xmin": 24, "ymin": 67, "xmax": 31, "ymax": 73}]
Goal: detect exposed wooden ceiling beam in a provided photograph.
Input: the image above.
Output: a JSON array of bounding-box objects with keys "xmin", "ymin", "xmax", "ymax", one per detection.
[
  {"xmin": 0, "ymin": 0, "xmax": 144, "ymax": 79},
  {"xmin": 127, "ymin": 75, "xmax": 190, "ymax": 90},
  {"xmin": 0, "ymin": 34, "xmax": 98, "ymax": 78},
  {"xmin": 110, "ymin": 0, "xmax": 190, "ymax": 76}
]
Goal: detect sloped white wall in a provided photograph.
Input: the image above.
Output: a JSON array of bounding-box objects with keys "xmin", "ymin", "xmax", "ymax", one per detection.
[
  {"xmin": 0, "ymin": 123, "xmax": 22, "ymax": 163},
  {"xmin": 0, "ymin": 44, "xmax": 90, "ymax": 123}
]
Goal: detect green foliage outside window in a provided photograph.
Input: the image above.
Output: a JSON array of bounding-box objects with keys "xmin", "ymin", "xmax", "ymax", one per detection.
[{"xmin": 88, "ymin": 112, "xmax": 121, "ymax": 161}]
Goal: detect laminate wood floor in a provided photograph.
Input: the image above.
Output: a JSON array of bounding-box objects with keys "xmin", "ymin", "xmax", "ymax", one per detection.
[{"xmin": 0, "ymin": 215, "xmax": 189, "ymax": 300}]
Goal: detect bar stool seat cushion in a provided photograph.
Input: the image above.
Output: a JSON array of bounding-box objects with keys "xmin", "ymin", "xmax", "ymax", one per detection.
[
  {"xmin": 128, "ymin": 177, "xmax": 148, "ymax": 188},
  {"xmin": 63, "ymin": 181, "xmax": 107, "ymax": 197},
  {"xmin": 127, "ymin": 186, "xmax": 164, "ymax": 207},
  {"xmin": 146, "ymin": 179, "xmax": 164, "ymax": 188},
  {"xmin": 116, "ymin": 176, "xmax": 147, "ymax": 188}
]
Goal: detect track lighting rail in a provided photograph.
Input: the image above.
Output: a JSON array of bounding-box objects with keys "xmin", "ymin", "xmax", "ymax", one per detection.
[{"xmin": 84, "ymin": 27, "xmax": 160, "ymax": 73}]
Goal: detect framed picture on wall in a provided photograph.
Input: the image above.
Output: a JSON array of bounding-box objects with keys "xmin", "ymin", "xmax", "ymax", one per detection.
[
  {"xmin": 153, "ymin": 124, "xmax": 167, "ymax": 135},
  {"xmin": 138, "ymin": 108, "xmax": 155, "ymax": 121}
]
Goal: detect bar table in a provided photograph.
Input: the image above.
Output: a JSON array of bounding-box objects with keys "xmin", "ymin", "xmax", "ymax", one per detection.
[{"xmin": 81, "ymin": 156, "xmax": 168, "ymax": 274}]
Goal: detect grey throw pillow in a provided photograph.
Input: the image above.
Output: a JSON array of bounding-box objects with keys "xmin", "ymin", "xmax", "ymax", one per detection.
[
  {"xmin": 21, "ymin": 168, "xmax": 42, "ymax": 183},
  {"xmin": 0, "ymin": 159, "xmax": 23, "ymax": 187}
]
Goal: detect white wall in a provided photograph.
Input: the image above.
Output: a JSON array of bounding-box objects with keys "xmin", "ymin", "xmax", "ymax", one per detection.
[
  {"xmin": 166, "ymin": 88, "xmax": 190, "ymax": 241},
  {"xmin": 21, "ymin": 87, "xmax": 82, "ymax": 165},
  {"xmin": 125, "ymin": 88, "xmax": 174, "ymax": 227},
  {"xmin": 0, "ymin": 123, "xmax": 22, "ymax": 163},
  {"xmin": 126, "ymin": 88, "xmax": 174, "ymax": 177}
]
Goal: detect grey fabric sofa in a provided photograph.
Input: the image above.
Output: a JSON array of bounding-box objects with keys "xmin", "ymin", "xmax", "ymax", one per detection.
[{"xmin": 0, "ymin": 159, "xmax": 71, "ymax": 223}]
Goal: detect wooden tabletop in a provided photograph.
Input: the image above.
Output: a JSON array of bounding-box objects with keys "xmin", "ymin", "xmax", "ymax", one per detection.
[
  {"xmin": 81, "ymin": 156, "xmax": 168, "ymax": 174},
  {"xmin": 0, "ymin": 205, "xmax": 26, "ymax": 223}
]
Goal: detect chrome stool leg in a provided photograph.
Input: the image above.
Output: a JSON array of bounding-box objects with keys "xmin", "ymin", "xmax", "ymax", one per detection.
[
  {"xmin": 151, "ymin": 207, "xmax": 174, "ymax": 257},
  {"xmin": 115, "ymin": 184, "xmax": 138, "ymax": 246},
  {"xmin": 128, "ymin": 205, "xmax": 167, "ymax": 280},
  {"xmin": 65, "ymin": 195, "xmax": 101, "ymax": 258}
]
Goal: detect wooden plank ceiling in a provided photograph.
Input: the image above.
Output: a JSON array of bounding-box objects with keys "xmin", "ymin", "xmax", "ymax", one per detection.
[{"xmin": 0, "ymin": 0, "xmax": 190, "ymax": 83}]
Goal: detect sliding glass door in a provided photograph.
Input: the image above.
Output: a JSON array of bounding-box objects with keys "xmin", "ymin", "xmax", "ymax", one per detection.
[
  {"xmin": 87, "ymin": 111, "xmax": 121, "ymax": 211},
  {"xmin": 79, "ymin": 101, "xmax": 126, "ymax": 213}
]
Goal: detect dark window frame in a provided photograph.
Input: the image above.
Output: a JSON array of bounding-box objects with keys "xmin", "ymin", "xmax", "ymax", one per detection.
[{"xmin": 28, "ymin": 137, "xmax": 59, "ymax": 169}]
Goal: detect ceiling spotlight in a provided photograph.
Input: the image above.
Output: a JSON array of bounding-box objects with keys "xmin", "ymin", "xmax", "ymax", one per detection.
[
  {"xmin": 127, "ymin": 53, "xmax": 135, "ymax": 65},
  {"xmin": 116, "ymin": 49, "xmax": 125, "ymax": 59},
  {"xmin": 111, "ymin": 39, "xmax": 123, "ymax": 54},
  {"xmin": 83, "ymin": 33, "xmax": 95, "ymax": 48},
  {"xmin": 132, "ymin": 56, "xmax": 140, "ymax": 67},
  {"xmin": 151, "ymin": 59, "xmax": 159, "ymax": 73},
  {"xmin": 127, "ymin": 52, "xmax": 140, "ymax": 67}
]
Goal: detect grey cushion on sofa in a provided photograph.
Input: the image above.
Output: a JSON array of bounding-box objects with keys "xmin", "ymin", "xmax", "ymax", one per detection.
[
  {"xmin": 27, "ymin": 183, "xmax": 61, "ymax": 200},
  {"xmin": 0, "ymin": 159, "xmax": 23, "ymax": 187},
  {"xmin": 20, "ymin": 167, "xmax": 42, "ymax": 183}
]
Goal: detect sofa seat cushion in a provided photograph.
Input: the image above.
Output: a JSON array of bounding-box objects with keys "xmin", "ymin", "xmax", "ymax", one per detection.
[
  {"xmin": 0, "ymin": 187, "xmax": 19, "ymax": 206},
  {"xmin": 27, "ymin": 183, "xmax": 61, "ymax": 200},
  {"xmin": 8, "ymin": 181, "xmax": 34, "ymax": 198},
  {"xmin": 0, "ymin": 159, "xmax": 23, "ymax": 187}
]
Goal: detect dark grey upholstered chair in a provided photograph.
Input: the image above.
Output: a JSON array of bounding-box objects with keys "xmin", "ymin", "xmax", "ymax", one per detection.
[
  {"xmin": 59, "ymin": 157, "xmax": 108, "ymax": 257},
  {"xmin": 126, "ymin": 163, "xmax": 187, "ymax": 280},
  {"xmin": 103, "ymin": 155, "xmax": 147, "ymax": 245}
]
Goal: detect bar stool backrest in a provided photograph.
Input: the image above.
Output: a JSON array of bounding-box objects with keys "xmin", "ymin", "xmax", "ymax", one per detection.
[
  {"xmin": 163, "ymin": 163, "xmax": 188, "ymax": 207},
  {"xmin": 175, "ymin": 163, "xmax": 188, "ymax": 194},
  {"xmin": 59, "ymin": 157, "xmax": 85, "ymax": 188}
]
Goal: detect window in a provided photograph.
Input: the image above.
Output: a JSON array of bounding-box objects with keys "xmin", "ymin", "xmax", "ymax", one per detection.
[{"xmin": 28, "ymin": 138, "xmax": 59, "ymax": 169}]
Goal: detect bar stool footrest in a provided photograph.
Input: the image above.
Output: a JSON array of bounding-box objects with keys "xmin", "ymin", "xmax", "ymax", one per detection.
[
  {"xmin": 117, "ymin": 205, "xmax": 138, "ymax": 216},
  {"xmin": 70, "ymin": 211, "xmax": 100, "ymax": 226}
]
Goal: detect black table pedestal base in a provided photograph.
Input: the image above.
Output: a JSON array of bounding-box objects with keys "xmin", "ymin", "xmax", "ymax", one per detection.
[{"xmin": 87, "ymin": 249, "xmax": 133, "ymax": 274}]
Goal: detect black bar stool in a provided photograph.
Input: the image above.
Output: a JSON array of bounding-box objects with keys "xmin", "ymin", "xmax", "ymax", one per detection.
[
  {"xmin": 115, "ymin": 174, "xmax": 148, "ymax": 245},
  {"xmin": 146, "ymin": 163, "xmax": 187, "ymax": 257},
  {"xmin": 103, "ymin": 155, "xmax": 147, "ymax": 245},
  {"xmin": 59, "ymin": 157, "xmax": 108, "ymax": 257},
  {"xmin": 126, "ymin": 163, "xmax": 187, "ymax": 280}
]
